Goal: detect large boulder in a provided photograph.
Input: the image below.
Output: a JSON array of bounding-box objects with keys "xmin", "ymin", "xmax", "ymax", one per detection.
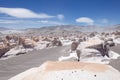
[
  {"xmin": 32, "ymin": 37, "xmax": 39, "ymax": 42},
  {"xmin": 19, "ymin": 37, "xmax": 36, "ymax": 48},
  {"xmin": 46, "ymin": 38, "xmax": 62, "ymax": 47},
  {"xmin": 9, "ymin": 61, "xmax": 120, "ymax": 80},
  {"xmin": 71, "ymin": 41, "xmax": 79, "ymax": 51},
  {"xmin": 0, "ymin": 44, "xmax": 10, "ymax": 58}
]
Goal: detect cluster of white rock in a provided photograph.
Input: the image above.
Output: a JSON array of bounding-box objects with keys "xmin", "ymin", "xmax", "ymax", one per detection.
[
  {"xmin": 59, "ymin": 33, "xmax": 120, "ymax": 64},
  {"xmin": 8, "ymin": 31, "xmax": 120, "ymax": 80}
]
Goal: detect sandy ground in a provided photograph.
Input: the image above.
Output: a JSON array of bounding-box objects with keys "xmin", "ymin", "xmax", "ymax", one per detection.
[
  {"xmin": 0, "ymin": 46, "xmax": 70, "ymax": 80},
  {"xmin": 0, "ymin": 44, "xmax": 120, "ymax": 80},
  {"xmin": 10, "ymin": 61, "xmax": 120, "ymax": 80},
  {"xmin": 109, "ymin": 44, "xmax": 120, "ymax": 71}
]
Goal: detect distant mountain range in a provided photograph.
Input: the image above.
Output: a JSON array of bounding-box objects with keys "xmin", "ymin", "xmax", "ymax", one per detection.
[
  {"xmin": 1, "ymin": 24, "xmax": 120, "ymax": 35},
  {"xmin": 25, "ymin": 24, "xmax": 120, "ymax": 33}
]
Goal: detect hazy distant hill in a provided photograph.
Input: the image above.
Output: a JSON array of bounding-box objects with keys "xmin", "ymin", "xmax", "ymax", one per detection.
[
  {"xmin": 25, "ymin": 25, "xmax": 105, "ymax": 33},
  {"xmin": 0, "ymin": 25, "xmax": 120, "ymax": 36},
  {"xmin": 23, "ymin": 24, "xmax": 120, "ymax": 36},
  {"xmin": 114, "ymin": 24, "xmax": 120, "ymax": 30},
  {"xmin": 103, "ymin": 24, "xmax": 120, "ymax": 32},
  {"xmin": 0, "ymin": 27, "xmax": 10, "ymax": 31}
]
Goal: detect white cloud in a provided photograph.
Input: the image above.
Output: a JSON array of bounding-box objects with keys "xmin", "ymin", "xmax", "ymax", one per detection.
[
  {"xmin": 76, "ymin": 17, "xmax": 94, "ymax": 25},
  {"xmin": 0, "ymin": 19, "xmax": 32, "ymax": 24},
  {"xmin": 38, "ymin": 20, "xmax": 63, "ymax": 25},
  {"xmin": 0, "ymin": 20, "xmax": 13, "ymax": 23},
  {"xmin": 0, "ymin": 19, "xmax": 66, "ymax": 29},
  {"xmin": 57, "ymin": 14, "xmax": 64, "ymax": 20},
  {"xmin": 0, "ymin": 7, "xmax": 54, "ymax": 18},
  {"xmin": 38, "ymin": 20, "xmax": 49, "ymax": 23},
  {"xmin": 101, "ymin": 19, "xmax": 108, "ymax": 23}
]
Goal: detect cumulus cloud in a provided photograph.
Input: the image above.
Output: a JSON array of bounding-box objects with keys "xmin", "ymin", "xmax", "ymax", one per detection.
[
  {"xmin": 57, "ymin": 14, "xmax": 64, "ymax": 20},
  {"xmin": 76, "ymin": 17, "xmax": 94, "ymax": 25},
  {"xmin": 0, "ymin": 7, "xmax": 54, "ymax": 18}
]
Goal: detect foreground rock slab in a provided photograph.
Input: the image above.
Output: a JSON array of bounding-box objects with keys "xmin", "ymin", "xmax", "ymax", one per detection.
[{"xmin": 9, "ymin": 61, "xmax": 120, "ymax": 80}]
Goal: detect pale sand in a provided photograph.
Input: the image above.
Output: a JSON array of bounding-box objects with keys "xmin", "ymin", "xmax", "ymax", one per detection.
[
  {"xmin": 0, "ymin": 45, "xmax": 70, "ymax": 80},
  {"xmin": 9, "ymin": 61, "xmax": 120, "ymax": 80}
]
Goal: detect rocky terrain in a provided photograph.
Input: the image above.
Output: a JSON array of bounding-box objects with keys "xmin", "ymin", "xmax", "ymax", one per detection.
[{"xmin": 0, "ymin": 25, "xmax": 120, "ymax": 80}]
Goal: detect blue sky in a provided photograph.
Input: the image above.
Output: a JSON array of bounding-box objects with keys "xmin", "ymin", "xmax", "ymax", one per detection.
[{"xmin": 0, "ymin": 0, "xmax": 120, "ymax": 29}]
